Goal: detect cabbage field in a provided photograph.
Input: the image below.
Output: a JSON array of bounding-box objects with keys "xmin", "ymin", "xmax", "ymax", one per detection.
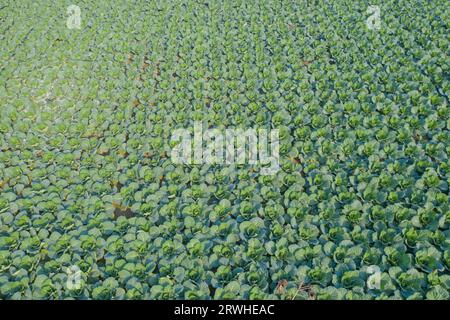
[{"xmin": 0, "ymin": 0, "xmax": 449, "ymax": 300}]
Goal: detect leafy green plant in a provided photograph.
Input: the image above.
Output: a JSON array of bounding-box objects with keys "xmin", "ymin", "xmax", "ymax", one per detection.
[{"xmin": 0, "ymin": 0, "xmax": 448, "ymax": 301}]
